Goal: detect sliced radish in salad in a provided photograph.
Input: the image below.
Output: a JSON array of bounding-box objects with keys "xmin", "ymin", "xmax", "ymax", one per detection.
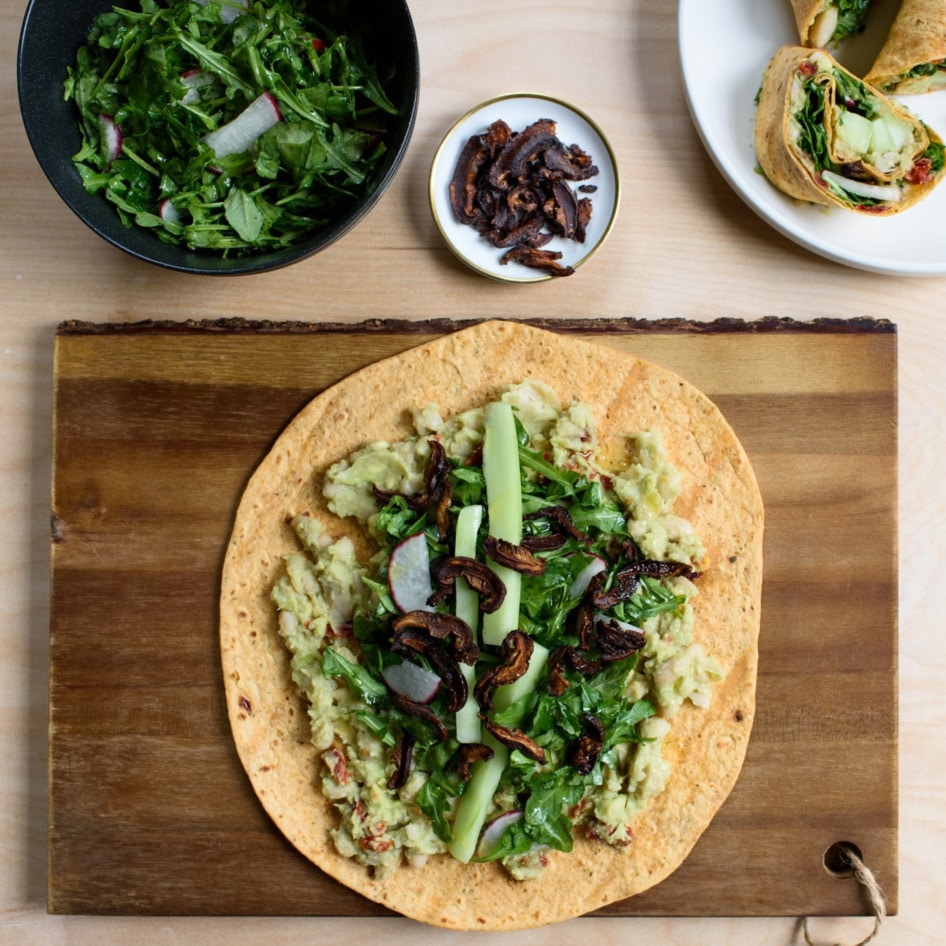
[
  {"xmin": 568, "ymin": 554, "xmax": 607, "ymax": 598},
  {"xmin": 202, "ymin": 92, "xmax": 281, "ymax": 159},
  {"xmin": 820, "ymin": 170, "xmax": 902, "ymax": 203},
  {"xmin": 180, "ymin": 68, "xmax": 212, "ymax": 105},
  {"xmin": 388, "ymin": 532, "xmax": 435, "ymax": 613},
  {"xmin": 99, "ymin": 114, "xmax": 122, "ymax": 163},
  {"xmin": 196, "ymin": 0, "xmax": 248, "ymax": 24},
  {"xmin": 476, "ymin": 809, "xmax": 523, "ymax": 859},
  {"xmin": 381, "ymin": 659, "xmax": 441, "ymax": 704},
  {"xmin": 158, "ymin": 198, "xmax": 181, "ymax": 224}
]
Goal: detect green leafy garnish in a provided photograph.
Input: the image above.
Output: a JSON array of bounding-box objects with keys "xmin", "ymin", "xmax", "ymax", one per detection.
[{"xmin": 834, "ymin": 0, "xmax": 873, "ymax": 44}]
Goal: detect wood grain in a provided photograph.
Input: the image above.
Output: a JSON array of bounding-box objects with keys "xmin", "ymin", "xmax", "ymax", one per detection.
[{"xmin": 48, "ymin": 319, "xmax": 898, "ymax": 917}]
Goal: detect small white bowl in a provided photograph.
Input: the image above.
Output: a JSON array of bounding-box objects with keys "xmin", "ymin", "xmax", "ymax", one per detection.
[{"xmin": 429, "ymin": 93, "xmax": 620, "ymax": 283}]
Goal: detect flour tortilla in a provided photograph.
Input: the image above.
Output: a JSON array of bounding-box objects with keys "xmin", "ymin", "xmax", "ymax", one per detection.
[
  {"xmin": 219, "ymin": 320, "xmax": 764, "ymax": 930},
  {"xmin": 865, "ymin": 0, "xmax": 946, "ymax": 93},
  {"xmin": 755, "ymin": 45, "xmax": 942, "ymax": 214}
]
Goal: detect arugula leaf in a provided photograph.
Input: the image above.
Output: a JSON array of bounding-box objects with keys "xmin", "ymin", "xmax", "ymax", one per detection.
[
  {"xmin": 834, "ymin": 0, "xmax": 873, "ymax": 43},
  {"xmin": 224, "ymin": 187, "xmax": 265, "ymax": 242},
  {"xmin": 321, "ymin": 646, "xmax": 388, "ymax": 708},
  {"xmin": 523, "ymin": 770, "xmax": 586, "ymax": 852},
  {"xmin": 416, "ymin": 773, "xmax": 457, "ymax": 843}
]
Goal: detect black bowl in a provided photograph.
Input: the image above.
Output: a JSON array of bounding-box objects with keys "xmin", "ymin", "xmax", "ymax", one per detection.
[{"xmin": 17, "ymin": 0, "xmax": 419, "ymax": 275}]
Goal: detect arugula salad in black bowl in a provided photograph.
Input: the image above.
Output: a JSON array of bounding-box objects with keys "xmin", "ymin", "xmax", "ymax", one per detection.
[{"xmin": 17, "ymin": 0, "xmax": 419, "ymax": 274}]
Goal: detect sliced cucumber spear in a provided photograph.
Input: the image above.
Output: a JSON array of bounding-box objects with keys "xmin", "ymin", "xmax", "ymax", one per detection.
[
  {"xmin": 454, "ymin": 503, "xmax": 483, "ymax": 744},
  {"xmin": 448, "ymin": 644, "xmax": 548, "ymax": 863},
  {"xmin": 448, "ymin": 400, "xmax": 548, "ymax": 864},
  {"xmin": 481, "ymin": 401, "xmax": 522, "ymax": 648}
]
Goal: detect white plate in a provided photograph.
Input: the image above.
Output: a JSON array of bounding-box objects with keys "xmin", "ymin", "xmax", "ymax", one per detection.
[
  {"xmin": 679, "ymin": 0, "xmax": 946, "ymax": 275},
  {"xmin": 429, "ymin": 94, "xmax": 620, "ymax": 283}
]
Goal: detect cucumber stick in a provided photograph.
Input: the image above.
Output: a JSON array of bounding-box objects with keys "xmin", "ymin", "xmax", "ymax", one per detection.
[
  {"xmin": 454, "ymin": 503, "xmax": 483, "ymax": 744},
  {"xmin": 448, "ymin": 401, "xmax": 550, "ymax": 863},
  {"xmin": 481, "ymin": 401, "xmax": 522, "ymax": 647},
  {"xmin": 447, "ymin": 643, "xmax": 548, "ymax": 863}
]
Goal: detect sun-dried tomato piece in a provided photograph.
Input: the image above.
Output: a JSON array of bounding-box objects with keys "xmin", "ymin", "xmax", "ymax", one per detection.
[{"xmin": 482, "ymin": 535, "xmax": 546, "ymax": 575}]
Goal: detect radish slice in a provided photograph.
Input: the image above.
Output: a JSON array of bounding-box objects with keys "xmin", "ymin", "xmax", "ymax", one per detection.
[
  {"xmin": 821, "ymin": 170, "xmax": 902, "ymax": 203},
  {"xmin": 568, "ymin": 554, "xmax": 607, "ymax": 598},
  {"xmin": 197, "ymin": 0, "xmax": 248, "ymax": 24},
  {"xmin": 180, "ymin": 69, "xmax": 212, "ymax": 105},
  {"xmin": 476, "ymin": 809, "xmax": 523, "ymax": 858},
  {"xmin": 202, "ymin": 92, "xmax": 281, "ymax": 158},
  {"xmin": 382, "ymin": 659, "xmax": 441, "ymax": 704},
  {"xmin": 158, "ymin": 199, "xmax": 181, "ymax": 224},
  {"xmin": 99, "ymin": 114, "xmax": 122, "ymax": 163},
  {"xmin": 388, "ymin": 532, "xmax": 434, "ymax": 613}
]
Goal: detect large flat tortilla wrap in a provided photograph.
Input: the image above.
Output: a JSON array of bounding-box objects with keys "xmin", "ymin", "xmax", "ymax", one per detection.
[
  {"xmin": 219, "ymin": 320, "xmax": 764, "ymax": 930},
  {"xmin": 865, "ymin": 0, "xmax": 946, "ymax": 93},
  {"xmin": 755, "ymin": 45, "xmax": 941, "ymax": 214}
]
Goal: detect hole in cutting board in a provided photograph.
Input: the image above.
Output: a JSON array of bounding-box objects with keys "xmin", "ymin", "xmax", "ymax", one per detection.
[{"xmin": 823, "ymin": 841, "xmax": 863, "ymax": 878}]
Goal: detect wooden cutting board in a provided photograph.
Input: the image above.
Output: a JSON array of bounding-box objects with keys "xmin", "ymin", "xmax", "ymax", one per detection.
[{"xmin": 48, "ymin": 317, "xmax": 898, "ymax": 918}]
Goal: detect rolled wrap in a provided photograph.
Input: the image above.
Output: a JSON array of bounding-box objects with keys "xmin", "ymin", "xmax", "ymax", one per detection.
[
  {"xmin": 866, "ymin": 0, "xmax": 946, "ymax": 94},
  {"xmin": 789, "ymin": 0, "xmax": 873, "ymax": 47},
  {"xmin": 755, "ymin": 45, "xmax": 945, "ymax": 214}
]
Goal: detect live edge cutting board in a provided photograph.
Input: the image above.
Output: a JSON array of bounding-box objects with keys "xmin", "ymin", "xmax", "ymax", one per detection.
[{"xmin": 48, "ymin": 317, "xmax": 898, "ymax": 918}]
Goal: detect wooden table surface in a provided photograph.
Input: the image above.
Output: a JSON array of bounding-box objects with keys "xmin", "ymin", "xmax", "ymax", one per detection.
[{"xmin": 2, "ymin": 1, "xmax": 944, "ymax": 944}]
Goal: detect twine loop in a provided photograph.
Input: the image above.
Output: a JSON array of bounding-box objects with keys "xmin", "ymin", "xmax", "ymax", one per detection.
[{"xmin": 802, "ymin": 844, "xmax": 887, "ymax": 946}]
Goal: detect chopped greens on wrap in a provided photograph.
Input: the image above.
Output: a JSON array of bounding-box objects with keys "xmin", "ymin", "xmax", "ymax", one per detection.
[
  {"xmin": 865, "ymin": 0, "xmax": 946, "ymax": 95},
  {"xmin": 272, "ymin": 382, "xmax": 715, "ymax": 881},
  {"xmin": 755, "ymin": 45, "xmax": 946, "ymax": 214},
  {"xmin": 789, "ymin": 0, "xmax": 873, "ymax": 48},
  {"xmin": 219, "ymin": 321, "xmax": 763, "ymax": 930}
]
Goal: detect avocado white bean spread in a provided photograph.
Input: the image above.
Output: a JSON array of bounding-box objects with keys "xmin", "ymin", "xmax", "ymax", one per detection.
[{"xmin": 271, "ymin": 381, "xmax": 720, "ymax": 880}]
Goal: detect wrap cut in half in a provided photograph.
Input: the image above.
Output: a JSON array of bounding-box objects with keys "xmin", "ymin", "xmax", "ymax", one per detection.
[
  {"xmin": 865, "ymin": 0, "xmax": 946, "ymax": 94},
  {"xmin": 755, "ymin": 45, "xmax": 946, "ymax": 214},
  {"xmin": 789, "ymin": 0, "xmax": 874, "ymax": 48}
]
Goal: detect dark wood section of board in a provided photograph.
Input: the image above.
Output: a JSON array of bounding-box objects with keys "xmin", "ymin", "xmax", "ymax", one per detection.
[{"xmin": 48, "ymin": 318, "xmax": 898, "ymax": 918}]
